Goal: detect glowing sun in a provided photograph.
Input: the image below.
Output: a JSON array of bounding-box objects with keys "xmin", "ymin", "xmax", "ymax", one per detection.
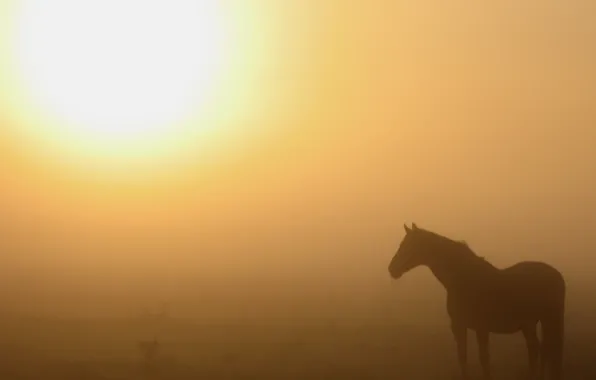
[{"xmin": 13, "ymin": 0, "xmax": 228, "ymax": 162}]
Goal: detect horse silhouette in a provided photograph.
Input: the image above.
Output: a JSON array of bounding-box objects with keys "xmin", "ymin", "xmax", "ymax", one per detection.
[{"xmin": 388, "ymin": 223, "xmax": 565, "ymax": 380}]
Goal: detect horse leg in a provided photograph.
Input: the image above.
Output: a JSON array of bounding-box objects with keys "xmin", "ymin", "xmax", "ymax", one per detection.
[
  {"xmin": 541, "ymin": 307, "xmax": 565, "ymax": 380},
  {"xmin": 522, "ymin": 324, "xmax": 540, "ymax": 379},
  {"xmin": 476, "ymin": 329, "xmax": 491, "ymax": 379},
  {"xmin": 452, "ymin": 322, "xmax": 469, "ymax": 380},
  {"xmin": 538, "ymin": 339, "xmax": 547, "ymax": 380}
]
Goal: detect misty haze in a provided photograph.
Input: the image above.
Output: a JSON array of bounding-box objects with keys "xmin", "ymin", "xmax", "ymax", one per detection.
[{"xmin": 1, "ymin": 0, "xmax": 595, "ymax": 379}]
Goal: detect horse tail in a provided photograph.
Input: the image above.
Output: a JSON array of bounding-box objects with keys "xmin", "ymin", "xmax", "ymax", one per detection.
[{"xmin": 541, "ymin": 278, "xmax": 566, "ymax": 380}]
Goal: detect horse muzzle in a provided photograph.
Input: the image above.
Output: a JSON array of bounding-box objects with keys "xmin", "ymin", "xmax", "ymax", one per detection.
[{"xmin": 388, "ymin": 266, "xmax": 403, "ymax": 279}]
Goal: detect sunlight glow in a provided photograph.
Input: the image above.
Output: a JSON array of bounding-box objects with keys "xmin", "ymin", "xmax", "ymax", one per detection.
[{"xmin": 13, "ymin": 0, "xmax": 229, "ymax": 162}]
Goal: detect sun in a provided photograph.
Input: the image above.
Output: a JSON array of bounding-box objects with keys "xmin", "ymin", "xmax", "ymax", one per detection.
[{"xmin": 12, "ymin": 0, "xmax": 229, "ymax": 164}]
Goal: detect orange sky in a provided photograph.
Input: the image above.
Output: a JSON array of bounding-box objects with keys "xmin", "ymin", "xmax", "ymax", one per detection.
[{"xmin": 1, "ymin": 1, "xmax": 596, "ymax": 315}]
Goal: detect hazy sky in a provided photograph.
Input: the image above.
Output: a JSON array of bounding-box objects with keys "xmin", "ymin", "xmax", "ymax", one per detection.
[{"xmin": 1, "ymin": 1, "xmax": 595, "ymax": 315}]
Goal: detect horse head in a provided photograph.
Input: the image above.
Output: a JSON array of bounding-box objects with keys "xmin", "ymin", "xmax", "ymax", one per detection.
[{"xmin": 388, "ymin": 223, "xmax": 435, "ymax": 279}]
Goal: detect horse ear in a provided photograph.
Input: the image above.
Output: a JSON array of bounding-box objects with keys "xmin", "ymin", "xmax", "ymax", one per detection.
[
  {"xmin": 404, "ymin": 224, "xmax": 411, "ymax": 233},
  {"xmin": 412, "ymin": 223, "xmax": 418, "ymax": 230}
]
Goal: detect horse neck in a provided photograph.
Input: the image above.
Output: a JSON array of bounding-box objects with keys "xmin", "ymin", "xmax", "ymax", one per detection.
[
  {"xmin": 425, "ymin": 249, "xmax": 496, "ymax": 291},
  {"xmin": 427, "ymin": 260, "xmax": 457, "ymax": 290}
]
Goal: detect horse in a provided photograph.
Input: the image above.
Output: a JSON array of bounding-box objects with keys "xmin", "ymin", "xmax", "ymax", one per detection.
[{"xmin": 388, "ymin": 223, "xmax": 565, "ymax": 380}]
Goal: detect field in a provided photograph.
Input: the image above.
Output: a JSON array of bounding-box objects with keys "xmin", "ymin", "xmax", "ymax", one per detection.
[{"xmin": 0, "ymin": 313, "xmax": 594, "ymax": 380}]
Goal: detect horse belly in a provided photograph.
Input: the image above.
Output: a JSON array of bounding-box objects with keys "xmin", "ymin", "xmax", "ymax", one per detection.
[{"xmin": 455, "ymin": 297, "xmax": 540, "ymax": 333}]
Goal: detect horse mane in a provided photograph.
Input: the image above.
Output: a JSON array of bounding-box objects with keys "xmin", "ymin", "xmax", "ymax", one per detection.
[{"xmin": 419, "ymin": 228, "xmax": 493, "ymax": 267}]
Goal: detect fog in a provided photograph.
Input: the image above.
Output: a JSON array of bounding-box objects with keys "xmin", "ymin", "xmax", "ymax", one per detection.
[{"xmin": 0, "ymin": 1, "xmax": 595, "ymax": 378}]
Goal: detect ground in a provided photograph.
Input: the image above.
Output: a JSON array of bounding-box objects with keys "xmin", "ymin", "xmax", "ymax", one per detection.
[{"xmin": 0, "ymin": 315, "xmax": 593, "ymax": 380}]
